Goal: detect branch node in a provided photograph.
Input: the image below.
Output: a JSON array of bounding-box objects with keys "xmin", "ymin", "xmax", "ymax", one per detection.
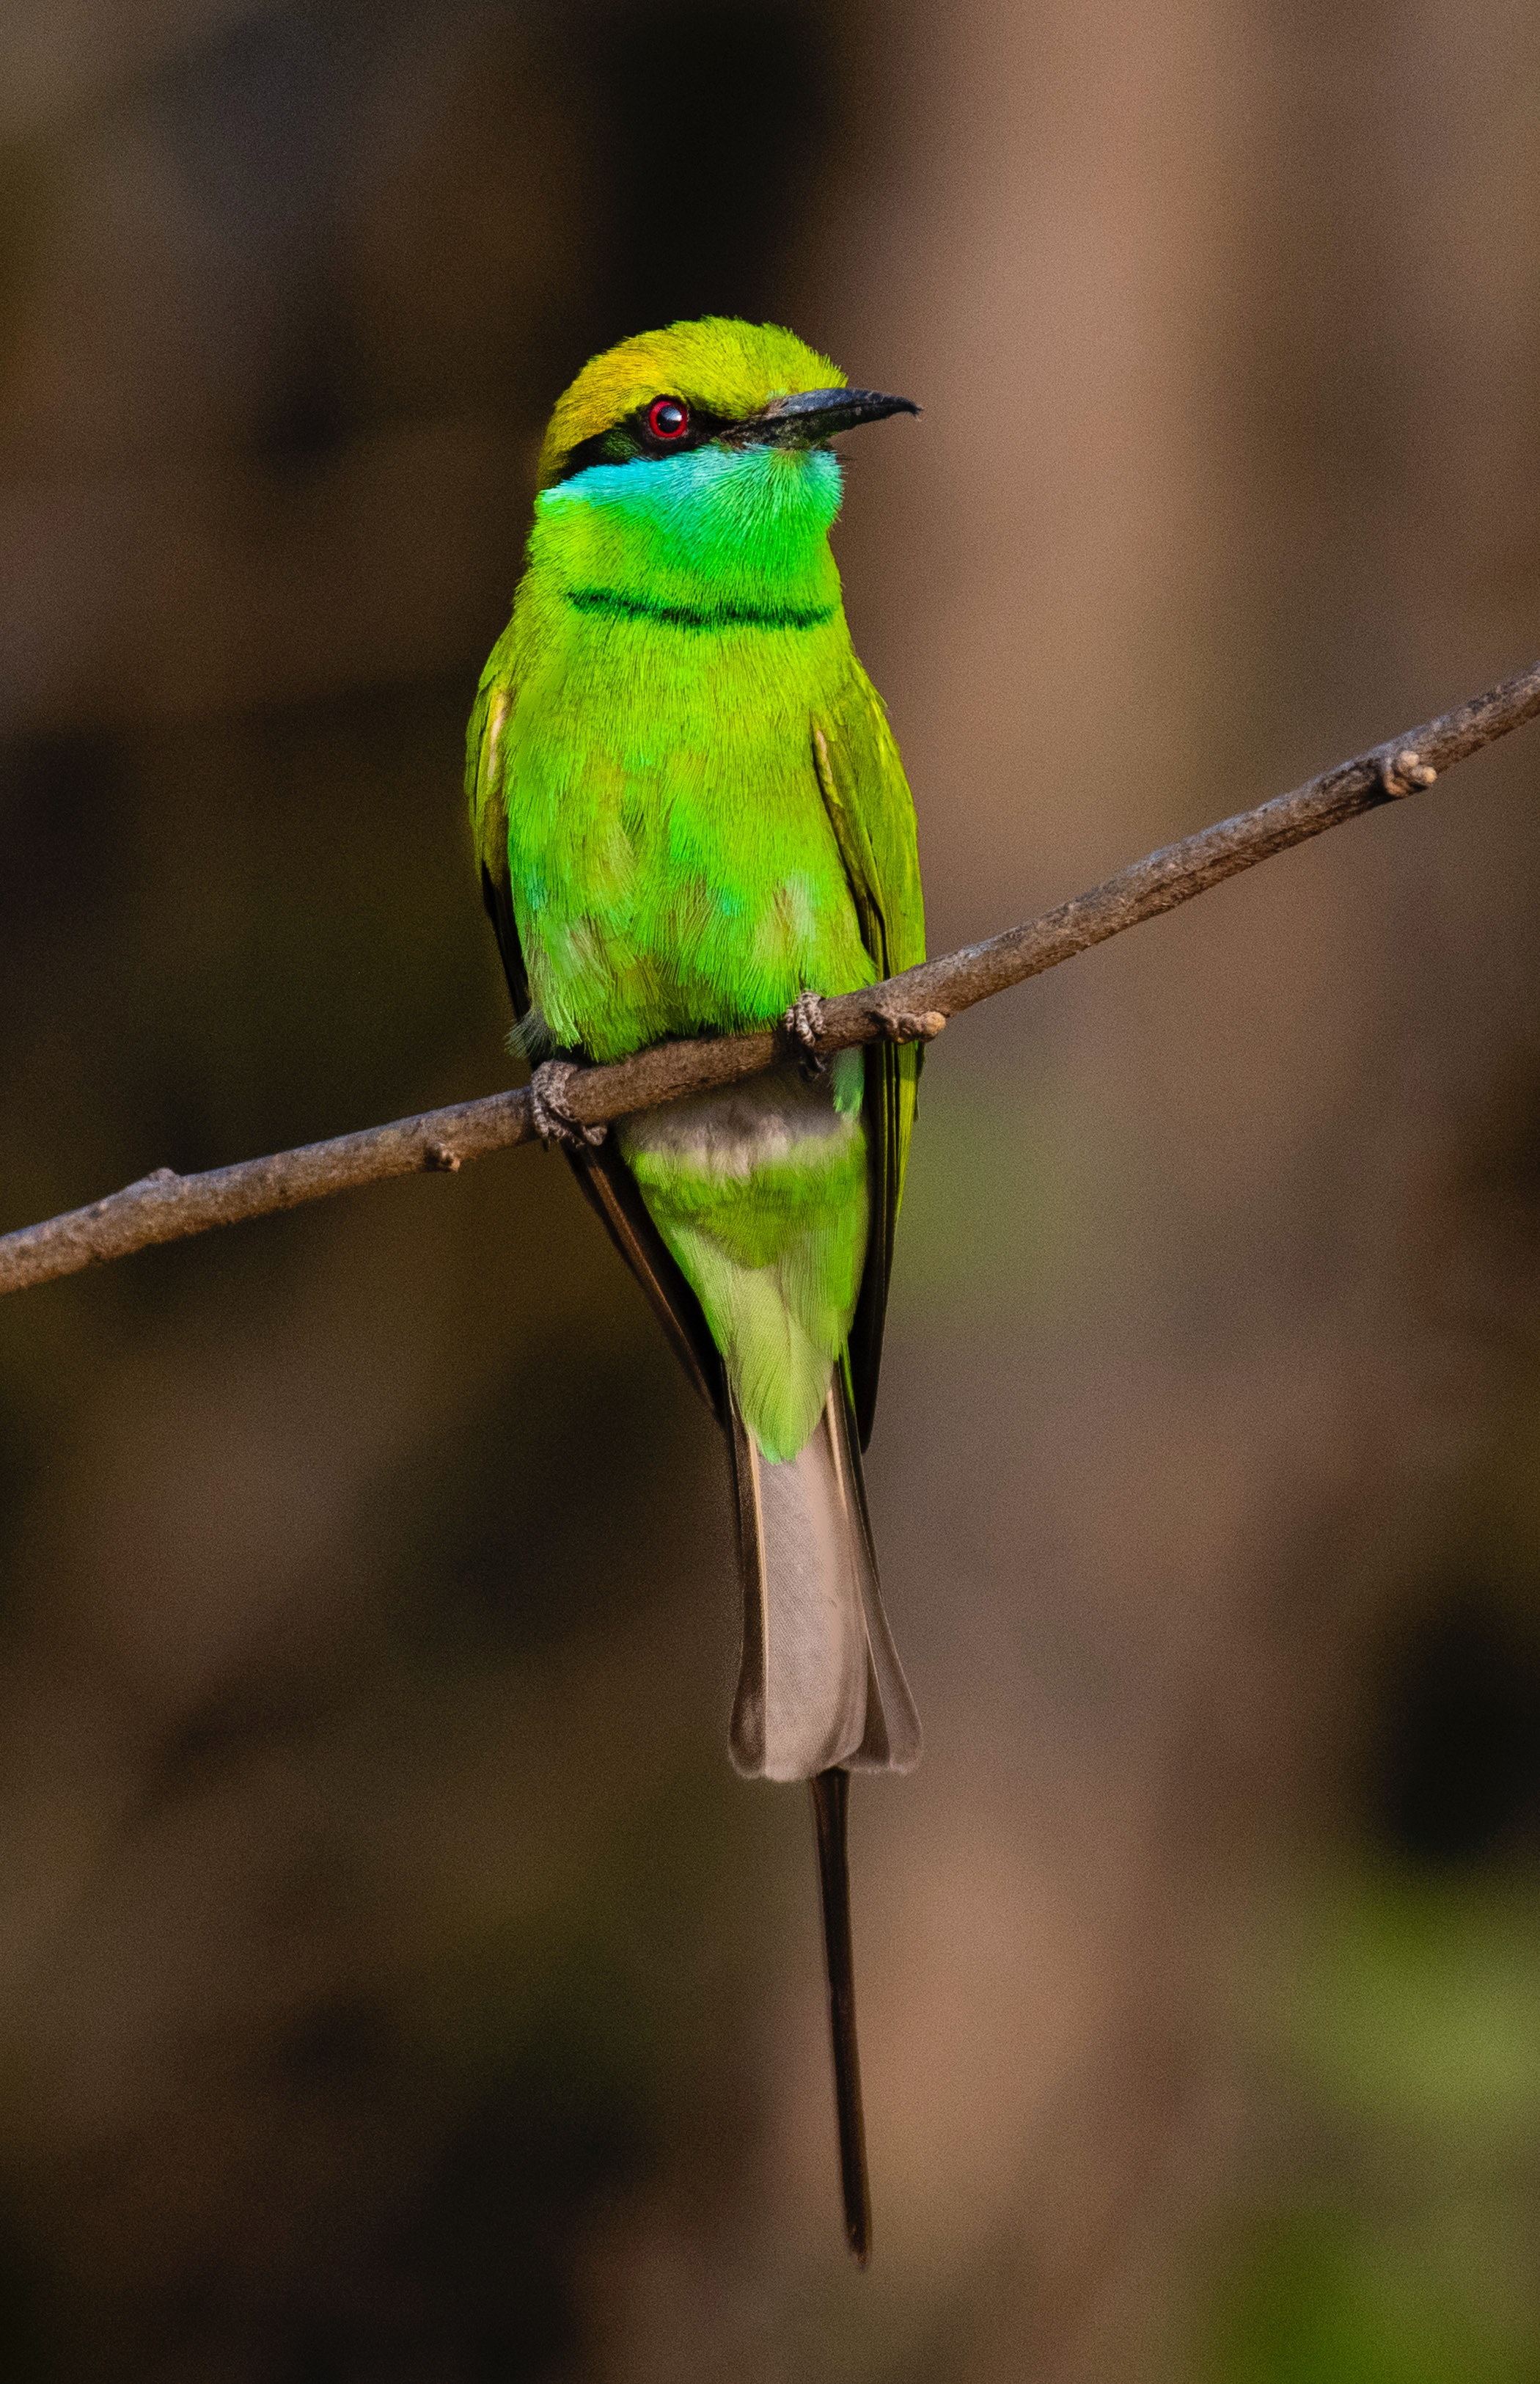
[
  {"xmin": 425, "ymin": 1143, "xmax": 461, "ymax": 1173},
  {"xmin": 782, "ymin": 990, "xmax": 832, "ymax": 1079},
  {"xmin": 1378, "ymin": 745, "xmax": 1437, "ymax": 798},
  {"xmin": 528, "ymin": 1060, "xmax": 607, "ymax": 1150},
  {"xmin": 106, "ymin": 1169, "xmax": 180, "ymax": 1213},
  {"xmin": 872, "ymin": 1006, "xmax": 947, "ymax": 1044}
]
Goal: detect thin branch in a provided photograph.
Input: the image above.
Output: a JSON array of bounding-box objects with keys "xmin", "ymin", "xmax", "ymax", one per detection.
[{"xmin": 4, "ymin": 656, "xmax": 1539, "ymax": 1302}]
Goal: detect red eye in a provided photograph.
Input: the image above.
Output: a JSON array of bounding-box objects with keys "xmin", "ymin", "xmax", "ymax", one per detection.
[{"xmin": 647, "ymin": 395, "xmax": 690, "ymax": 443}]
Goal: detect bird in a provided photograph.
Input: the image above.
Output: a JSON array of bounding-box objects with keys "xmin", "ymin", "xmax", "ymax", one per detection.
[{"xmin": 466, "ymin": 317, "xmax": 926, "ymax": 2263}]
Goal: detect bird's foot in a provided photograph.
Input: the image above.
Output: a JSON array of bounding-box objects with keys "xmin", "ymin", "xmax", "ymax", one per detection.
[
  {"xmin": 782, "ymin": 990, "xmax": 831, "ymax": 1080},
  {"xmin": 527, "ymin": 1059, "xmax": 607, "ymax": 1150}
]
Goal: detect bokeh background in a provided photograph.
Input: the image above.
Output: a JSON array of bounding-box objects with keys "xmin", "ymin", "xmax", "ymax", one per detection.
[{"xmin": 4, "ymin": 2, "xmax": 1540, "ymax": 2377}]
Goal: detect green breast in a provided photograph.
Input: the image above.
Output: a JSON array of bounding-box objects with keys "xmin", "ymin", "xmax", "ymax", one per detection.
[
  {"xmin": 502, "ymin": 445, "xmax": 876, "ymax": 1061},
  {"xmin": 494, "ymin": 436, "xmax": 886, "ymax": 1458}
]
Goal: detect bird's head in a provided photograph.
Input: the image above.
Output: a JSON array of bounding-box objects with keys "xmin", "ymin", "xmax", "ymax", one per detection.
[
  {"xmin": 536, "ymin": 317, "xmax": 918, "ymax": 491},
  {"xmin": 527, "ymin": 321, "xmax": 916, "ymax": 609}
]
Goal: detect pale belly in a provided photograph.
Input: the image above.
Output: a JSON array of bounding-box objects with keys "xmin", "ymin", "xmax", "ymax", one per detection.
[{"xmin": 618, "ymin": 1053, "xmax": 870, "ymax": 1461}]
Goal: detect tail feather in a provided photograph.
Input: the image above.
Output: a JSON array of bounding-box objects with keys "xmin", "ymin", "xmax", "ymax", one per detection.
[
  {"xmin": 829, "ymin": 1377, "xmax": 922, "ymax": 1776},
  {"xmin": 727, "ymin": 1377, "xmax": 920, "ymax": 1782},
  {"xmin": 725, "ymin": 1368, "xmax": 918, "ymax": 2265},
  {"xmin": 810, "ymin": 1766, "xmax": 870, "ymax": 2264}
]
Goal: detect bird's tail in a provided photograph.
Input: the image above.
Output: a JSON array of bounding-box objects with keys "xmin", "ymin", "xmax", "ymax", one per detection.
[
  {"xmin": 726, "ymin": 1375, "xmax": 920, "ymax": 2263},
  {"xmin": 810, "ymin": 1765, "xmax": 868, "ymax": 2262},
  {"xmin": 725, "ymin": 1375, "xmax": 920, "ymax": 1785}
]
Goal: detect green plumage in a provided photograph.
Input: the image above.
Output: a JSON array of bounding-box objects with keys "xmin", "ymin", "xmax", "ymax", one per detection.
[
  {"xmin": 469, "ymin": 314, "xmax": 927, "ymax": 2267},
  {"xmin": 467, "ymin": 319, "xmax": 924, "ymax": 1466}
]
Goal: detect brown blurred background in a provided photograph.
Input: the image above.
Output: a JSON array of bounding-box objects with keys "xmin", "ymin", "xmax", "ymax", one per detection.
[{"xmin": 4, "ymin": 1, "xmax": 1540, "ymax": 2377}]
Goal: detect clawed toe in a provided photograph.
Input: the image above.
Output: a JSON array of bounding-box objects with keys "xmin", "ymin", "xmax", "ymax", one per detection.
[
  {"xmin": 782, "ymin": 989, "xmax": 830, "ymax": 1078},
  {"xmin": 528, "ymin": 1058, "xmax": 607, "ymax": 1150}
]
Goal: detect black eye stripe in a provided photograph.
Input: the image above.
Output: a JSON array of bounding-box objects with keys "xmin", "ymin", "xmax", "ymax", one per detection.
[{"xmin": 550, "ymin": 398, "xmax": 738, "ymax": 483}]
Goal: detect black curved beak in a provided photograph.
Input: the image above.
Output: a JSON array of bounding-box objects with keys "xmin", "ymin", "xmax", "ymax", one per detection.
[{"xmin": 742, "ymin": 387, "xmax": 921, "ymax": 447}]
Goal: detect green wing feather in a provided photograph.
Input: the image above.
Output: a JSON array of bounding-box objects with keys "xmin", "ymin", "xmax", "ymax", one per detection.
[
  {"xmin": 810, "ymin": 665, "xmax": 926, "ymax": 1449},
  {"xmin": 466, "ymin": 644, "xmax": 530, "ymax": 1016},
  {"xmin": 465, "ymin": 646, "xmax": 725, "ymax": 1419}
]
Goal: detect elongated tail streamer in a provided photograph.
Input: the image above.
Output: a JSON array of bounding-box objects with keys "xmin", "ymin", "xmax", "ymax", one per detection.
[{"xmin": 810, "ymin": 1765, "xmax": 870, "ymax": 2264}]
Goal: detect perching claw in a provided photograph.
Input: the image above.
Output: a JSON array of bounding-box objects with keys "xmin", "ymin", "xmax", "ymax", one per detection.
[
  {"xmin": 783, "ymin": 989, "xmax": 831, "ymax": 1080},
  {"xmin": 527, "ymin": 1059, "xmax": 607, "ymax": 1150}
]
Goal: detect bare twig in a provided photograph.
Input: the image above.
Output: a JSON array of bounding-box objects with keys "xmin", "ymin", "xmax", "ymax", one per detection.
[{"xmin": 4, "ymin": 656, "xmax": 1539, "ymax": 1301}]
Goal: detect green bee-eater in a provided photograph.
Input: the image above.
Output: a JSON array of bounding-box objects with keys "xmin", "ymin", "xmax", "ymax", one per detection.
[{"xmin": 467, "ymin": 318, "xmax": 925, "ymax": 2260}]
